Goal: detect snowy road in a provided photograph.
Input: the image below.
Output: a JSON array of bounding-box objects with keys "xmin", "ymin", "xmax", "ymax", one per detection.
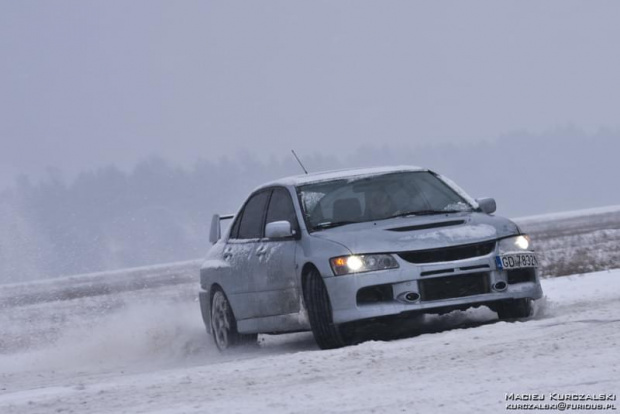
[{"xmin": 1, "ymin": 270, "xmax": 619, "ymax": 413}]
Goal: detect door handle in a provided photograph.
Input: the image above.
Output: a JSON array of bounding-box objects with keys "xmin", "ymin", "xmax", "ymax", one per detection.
[
  {"xmin": 223, "ymin": 253, "xmax": 233, "ymax": 260},
  {"xmin": 256, "ymin": 246, "xmax": 267, "ymax": 256}
]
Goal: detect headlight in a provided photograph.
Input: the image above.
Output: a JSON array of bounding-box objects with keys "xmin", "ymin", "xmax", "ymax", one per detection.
[
  {"xmin": 330, "ymin": 254, "xmax": 399, "ymax": 276},
  {"xmin": 498, "ymin": 235, "xmax": 532, "ymax": 253}
]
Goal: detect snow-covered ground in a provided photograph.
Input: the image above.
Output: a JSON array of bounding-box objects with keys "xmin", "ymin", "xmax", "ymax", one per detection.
[
  {"xmin": 1, "ymin": 270, "xmax": 619, "ymax": 413},
  {"xmin": 514, "ymin": 204, "xmax": 620, "ymax": 224}
]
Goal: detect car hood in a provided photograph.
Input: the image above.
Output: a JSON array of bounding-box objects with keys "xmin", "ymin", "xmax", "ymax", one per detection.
[{"xmin": 310, "ymin": 212, "xmax": 519, "ymax": 254}]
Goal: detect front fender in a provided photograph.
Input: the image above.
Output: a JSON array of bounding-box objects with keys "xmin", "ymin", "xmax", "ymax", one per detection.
[{"xmin": 298, "ymin": 234, "xmax": 352, "ymax": 278}]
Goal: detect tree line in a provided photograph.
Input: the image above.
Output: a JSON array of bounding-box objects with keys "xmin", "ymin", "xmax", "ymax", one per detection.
[{"xmin": 1, "ymin": 127, "xmax": 618, "ymax": 283}]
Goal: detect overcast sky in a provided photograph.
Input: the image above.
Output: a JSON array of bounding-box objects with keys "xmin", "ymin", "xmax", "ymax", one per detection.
[{"xmin": 2, "ymin": 1, "xmax": 620, "ymax": 189}]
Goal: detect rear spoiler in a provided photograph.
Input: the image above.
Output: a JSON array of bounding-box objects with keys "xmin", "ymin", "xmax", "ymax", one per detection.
[{"xmin": 209, "ymin": 214, "xmax": 234, "ymax": 244}]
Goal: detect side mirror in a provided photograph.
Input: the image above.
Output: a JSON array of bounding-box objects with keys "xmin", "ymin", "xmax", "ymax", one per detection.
[
  {"xmin": 265, "ymin": 220, "xmax": 294, "ymax": 239},
  {"xmin": 476, "ymin": 198, "xmax": 497, "ymax": 214},
  {"xmin": 209, "ymin": 213, "xmax": 235, "ymax": 244},
  {"xmin": 209, "ymin": 214, "xmax": 221, "ymax": 244}
]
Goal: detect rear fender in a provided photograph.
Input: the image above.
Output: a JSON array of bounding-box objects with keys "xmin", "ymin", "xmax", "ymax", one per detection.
[{"xmin": 199, "ymin": 290, "xmax": 212, "ymax": 334}]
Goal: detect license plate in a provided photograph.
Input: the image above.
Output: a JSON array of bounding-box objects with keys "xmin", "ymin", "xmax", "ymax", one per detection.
[{"xmin": 495, "ymin": 253, "xmax": 538, "ymax": 270}]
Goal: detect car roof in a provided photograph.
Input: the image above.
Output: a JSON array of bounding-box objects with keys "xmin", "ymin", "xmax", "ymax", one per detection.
[{"xmin": 254, "ymin": 165, "xmax": 428, "ymax": 191}]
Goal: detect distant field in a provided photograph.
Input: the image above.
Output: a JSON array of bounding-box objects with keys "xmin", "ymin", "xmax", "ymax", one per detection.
[{"xmin": 515, "ymin": 205, "xmax": 620, "ymax": 277}]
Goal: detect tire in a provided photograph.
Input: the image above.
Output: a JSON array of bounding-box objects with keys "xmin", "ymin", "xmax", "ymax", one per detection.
[
  {"xmin": 303, "ymin": 269, "xmax": 348, "ymax": 350},
  {"xmin": 496, "ymin": 298, "xmax": 533, "ymax": 320},
  {"xmin": 211, "ymin": 289, "xmax": 257, "ymax": 351}
]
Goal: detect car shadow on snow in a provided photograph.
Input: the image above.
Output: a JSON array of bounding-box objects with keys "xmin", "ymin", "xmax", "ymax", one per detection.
[
  {"xmin": 347, "ymin": 296, "xmax": 550, "ymax": 345},
  {"xmin": 253, "ymin": 305, "xmax": 513, "ymax": 353},
  {"xmin": 347, "ymin": 305, "xmax": 502, "ymax": 344},
  {"xmin": 247, "ymin": 299, "xmax": 550, "ymax": 354}
]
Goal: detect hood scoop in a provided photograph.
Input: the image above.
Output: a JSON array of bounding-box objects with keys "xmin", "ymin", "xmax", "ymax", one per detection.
[{"xmin": 386, "ymin": 220, "xmax": 465, "ymax": 232}]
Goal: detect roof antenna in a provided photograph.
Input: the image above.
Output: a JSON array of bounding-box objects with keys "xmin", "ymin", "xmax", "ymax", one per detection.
[{"xmin": 291, "ymin": 150, "xmax": 308, "ymax": 174}]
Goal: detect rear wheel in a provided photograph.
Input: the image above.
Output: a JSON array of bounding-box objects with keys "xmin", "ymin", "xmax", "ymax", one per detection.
[
  {"xmin": 496, "ymin": 298, "xmax": 533, "ymax": 320},
  {"xmin": 211, "ymin": 289, "xmax": 257, "ymax": 350},
  {"xmin": 303, "ymin": 269, "xmax": 349, "ymax": 350}
]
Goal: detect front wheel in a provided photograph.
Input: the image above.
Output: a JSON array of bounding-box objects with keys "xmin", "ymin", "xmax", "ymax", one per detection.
[
  {"xmin": 496, "ymin": 298, "xmax": 533, "ymax": 320},
  {"xmin": 303, "ymin": 270, "xmax": 349, "ymax": 350},
  {"xmin": 211, "ymin": 289, "xmax": 257, "ymax": 351}
]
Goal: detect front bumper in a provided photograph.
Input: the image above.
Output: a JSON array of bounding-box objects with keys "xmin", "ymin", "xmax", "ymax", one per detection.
[{"xmin": 323, "ymin": 248, "xmax": 543, "ymax": 324}]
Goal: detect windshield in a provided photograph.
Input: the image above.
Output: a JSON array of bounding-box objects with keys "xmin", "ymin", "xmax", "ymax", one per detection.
[{"xmin": 297, "ymin": 171, "xmax": 473, "ymax": 231}]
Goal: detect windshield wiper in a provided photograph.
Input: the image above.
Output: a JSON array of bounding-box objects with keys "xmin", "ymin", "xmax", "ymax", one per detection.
[
  {"xmin": 388, "ymin": 209, "xmax": 466, "ymax": 219},
  {"xmin": 313, "ymin": 221, "xmax": 357, "ymax": 230}
]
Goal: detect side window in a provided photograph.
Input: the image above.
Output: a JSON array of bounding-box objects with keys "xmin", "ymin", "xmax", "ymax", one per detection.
[
  {"xmin": 265, "ymin": 188, "xmax": 299, "ymax": 233},
  {"xmin": 237, "ymin": 191, "xmax": 270, "ymax": 239}
]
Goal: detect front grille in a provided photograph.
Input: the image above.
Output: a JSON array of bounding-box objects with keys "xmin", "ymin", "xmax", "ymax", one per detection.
[
  {"xmin": 418, "ymin": 272, "xmax": 490, "ymax": 301},
  {"xmin": 420, "ymin": 268, "xmax": 455, "ymax": 277},
  {"xmin": 398, "ymin": 241, "xmax": 496, "ymax": 264},
  {"xmin": 507, "ymin": 268, "xmax": 535, "ymax": 284}
]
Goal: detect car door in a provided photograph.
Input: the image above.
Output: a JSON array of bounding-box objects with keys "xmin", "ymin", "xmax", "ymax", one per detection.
[
  {"xmin": 223, "ymin": 189, "xmax": 270, "ymax": 321},
  {"xmin": 253, "ymin": 187, "xmax": 301, "ymax": 321}
]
